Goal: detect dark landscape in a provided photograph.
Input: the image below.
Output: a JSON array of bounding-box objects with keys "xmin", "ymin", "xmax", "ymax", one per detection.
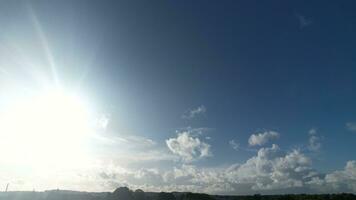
[{"xmin": 1, "ymin": 187, "xmax": 355, "ymax": 200}]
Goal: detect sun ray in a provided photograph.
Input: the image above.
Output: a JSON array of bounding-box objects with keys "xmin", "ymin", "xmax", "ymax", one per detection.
[{"xmin": 28, "ymin": 5, "xmax": 60, "ymax": 88}]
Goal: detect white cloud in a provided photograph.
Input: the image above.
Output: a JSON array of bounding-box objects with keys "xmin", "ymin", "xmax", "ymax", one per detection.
[
  {"xmin": 323, "ymin": 160, "xmax": 356, "ymax": 192},
  {"xmin": 93, "ymin": 133, "xmax": 157, "ymax": 149},
  {"xmin": 225, "ymin": 144, "xmax": 313, "ymax": 191},
  {"xmin": 166, "ymin": 131, "xmax": 211, "ymax": 162},
  {"xmin": 50, "ymin": 143, "xmax": 356, "ymax": 195},
  {"xmin": 346, "ymin": 122, "xmax": 356, "ymax": 132},
  {"xmin": 95, "ymin": 114, "xmax": 110, "ymax": 130},
  {"xmin": 305, "ymin": 160, "xmax": 356, "ymax": 193},
  {"xmin": 90, "ymin": 133, "xmax": 177, "ymax": 165},
  {"xmin": 182, "ymin": 105, "xmax": 206, "ymax": 119},
  {"xmin": 127, "ymin": 144, "xmax": 316, "ymax": 194},
  {"xmin": 229, "ymin": 140, "xmax": 240, "ymax": 151},
  {"xmin": 106, "ymin": 144, "xmax": 316, "ymax": 194},
  {"xmin": 248, "ymin": 131, "xmax": 279, "ymax": 146},
  {"xmin": 308, "ymin": 128, "xmax": 321, "ymax": 152},
  {"xmin": 116, "ymin": 135, "xmax": 157, "ymax": 147},
  {"xmin": 177, "ymin": 127, "xmax": 212, "ymax": 136},
  {"xmin": 3, "ymin": 142, "xmax": 356, "ymax": 194}
]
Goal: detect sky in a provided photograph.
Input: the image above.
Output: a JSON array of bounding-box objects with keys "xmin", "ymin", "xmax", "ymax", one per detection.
[{"xmin": 0, "ymin": 0, "xmax": 356, "ymax": 195}]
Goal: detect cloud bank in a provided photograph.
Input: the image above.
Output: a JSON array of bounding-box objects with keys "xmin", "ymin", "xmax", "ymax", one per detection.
[
  {"xmin": 44, "ymin": 145, "xmax": 355, "ymax": 195},
  {"xmin": 3, "ymin": 142, "xmax": 356, "ymax": 194},
  {"xmin": 2, "ymin": 127, "xmax": 355, "ymax": 195}
]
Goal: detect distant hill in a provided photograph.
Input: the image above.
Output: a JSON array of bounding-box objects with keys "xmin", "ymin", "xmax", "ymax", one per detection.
[{"xmin": 0, "ymin": 187, "xmax": 355, "ymax": 200}]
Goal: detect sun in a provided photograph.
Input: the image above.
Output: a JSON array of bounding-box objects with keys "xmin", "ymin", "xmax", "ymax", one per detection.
[{"xmin": 0, "ymin": 88, "xmax": 93, "ymax": 168}]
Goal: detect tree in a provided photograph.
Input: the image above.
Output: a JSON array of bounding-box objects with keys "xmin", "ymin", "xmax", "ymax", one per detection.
[
  {"xmin": 134, "ymin": 189, "xmax": 146, "ymax": 200},
  {"xmin": 108, "ymin": 187, "xmax": 134, "ymax": 200},
  {"xmin": 157, "ymin": 192, "xmax": 176, "ymax": 200}
]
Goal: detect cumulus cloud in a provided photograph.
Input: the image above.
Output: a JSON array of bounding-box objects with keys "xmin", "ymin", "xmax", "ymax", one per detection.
[
  {"xmin": 166, "ymin": 131, "xmax": 211, "ymax": 162},
  {"xmin": 308, "ymin": 128, "xmax": 322, "ymax": 152},
  {"xmin": 248, "ymin": 131, "xmax": 279, "ymax": 146},
  {"xmin": 346, "ymin": 122, "xmax": 356, "ymax": 132},
  {"xmin": 182, "ymin": 105, "xmax": 206, "ymax": 119},
  {"xmin": 93, "ymin": 144, "xmax": 322, "ymax": 194},
  {"xmin": 225, "ymin": 144, "xmax": 314, "ymax": 191},
  {"xmin": 100, "ymin": 144, "xmax": 316, "ymax": 194},
  {"xmin": 323, "ymin": 160, "xmax": 356, "ymax": 192},
  {"xmin": 67, "ymin": 144, "xmax": 356, "ymax": 194},
  {"xmin": 4, "ymin": 143, "xmax": 356, "ymax": 194}
]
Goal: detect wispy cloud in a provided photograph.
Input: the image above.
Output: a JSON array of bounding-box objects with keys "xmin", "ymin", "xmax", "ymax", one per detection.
[
  {"xmin": 308, "ymin": 128, "xmax": 322, "ymax": 152},
  {"xmin": 93, "ymin": 133, "xmax": 156, "ymax": 147},
  {"xmin": 229, "ymin": 139, "xmax": 257, "ymax": 152},
  {"xmin": 229, "ymin": 140, "xmax": 240, "ymax": 151},
  {"xmin": 182, "ymin": 105, "xmax": 206, "ymax": 119},
  {"xmin": 87, "ymin": 132, "xmax": 178, "ymax": 166},
  {"xmin": 346, "ymin": 122, "xmax": 356, "ymax": 132},
  {"xmin": 95, "ymin": 114, "xmax": 111, "ymax": 130},
  {"xmin": 248, "ymin": 131, "xmax": 279, "ymax": 146},
  {"xmin": 176, "ymin": 126, "xmax": 212, "ymax": 136},
  {"xmin": 295, "ymin": 13, "xmax": 312, "ymax": 28}
]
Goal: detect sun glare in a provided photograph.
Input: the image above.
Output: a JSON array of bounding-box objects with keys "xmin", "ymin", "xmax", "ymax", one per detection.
[{"xmin": 0, "ymin": 89, "xmax": 92, "ymax": 168}]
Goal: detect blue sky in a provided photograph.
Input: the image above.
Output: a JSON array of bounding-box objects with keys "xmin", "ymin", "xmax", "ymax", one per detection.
[{"xmin": 0, "ymin": 0, "xmax": 356, "ymax": 195}]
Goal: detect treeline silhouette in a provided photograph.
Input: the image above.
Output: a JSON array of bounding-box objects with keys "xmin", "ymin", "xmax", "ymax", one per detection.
[{"xmin": 1, "ymin": 187, "xmax": 355, "ymax": 200}]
